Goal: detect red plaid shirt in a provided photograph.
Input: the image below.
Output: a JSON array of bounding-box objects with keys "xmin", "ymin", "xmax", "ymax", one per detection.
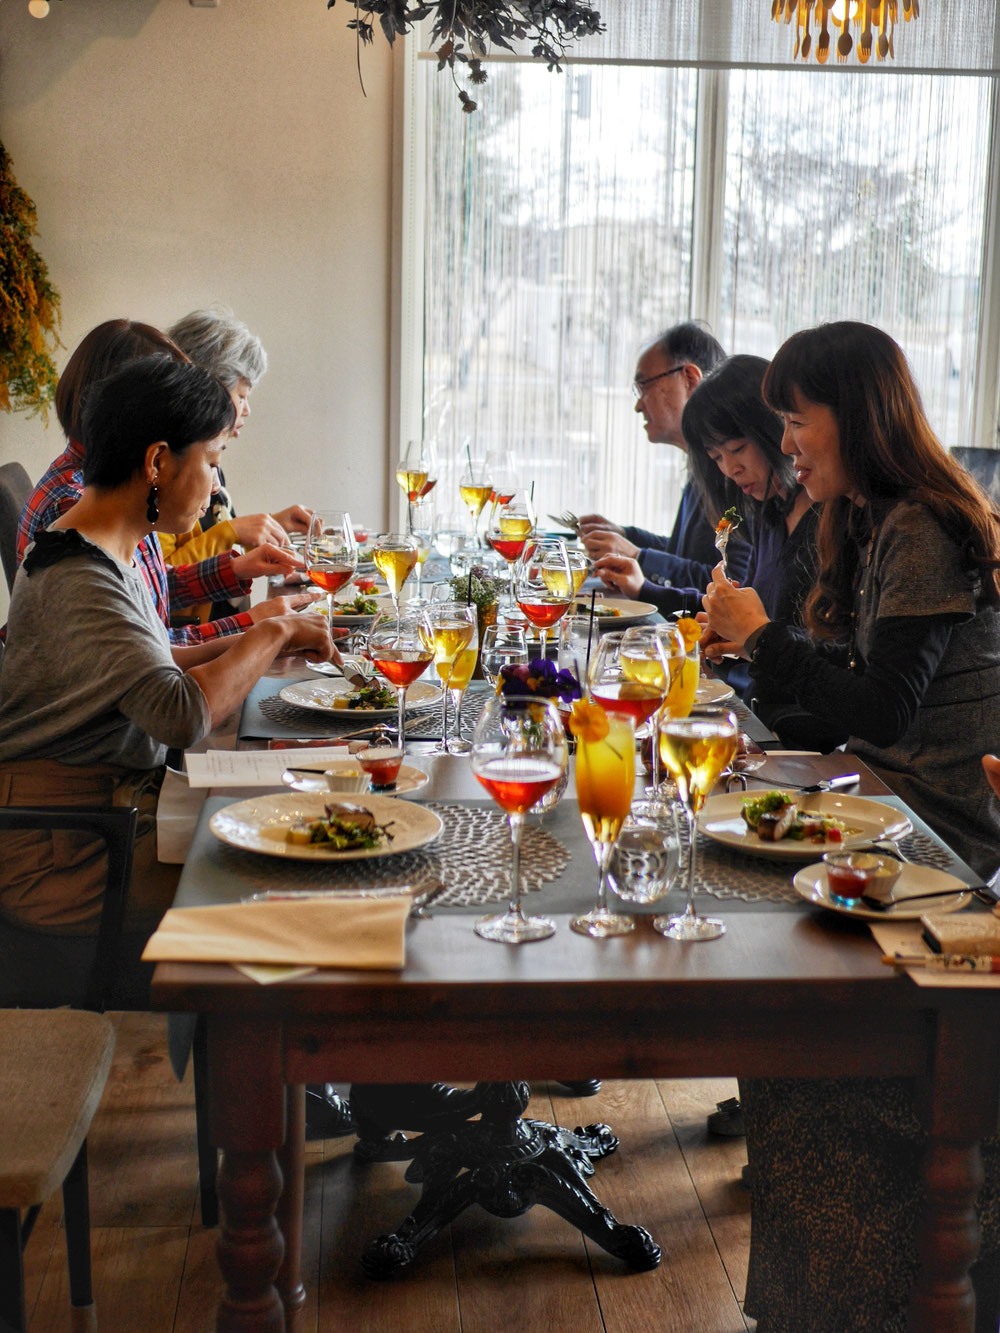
[{"xmin": 16, "ymin": 441, "xmax": 254, "ymax": 646}]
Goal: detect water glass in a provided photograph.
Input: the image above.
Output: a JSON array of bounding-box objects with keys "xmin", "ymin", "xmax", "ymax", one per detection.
[
  {"xmin": 608, "ymin": 801, "xmax": 682, "ymax": 905},
  {"xmin": 480, "ymin": 624, "xmax": 529, "ymax": 685}
]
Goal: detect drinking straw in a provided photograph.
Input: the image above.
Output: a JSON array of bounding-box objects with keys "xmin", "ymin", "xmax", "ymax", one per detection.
[
  {"xmin": 585, "ymin": 589, "xmax": 597, "ymax": 676},
  {"xmin": 530, "ymin": 481, "xmax": 535, "ymax": 505},
  {"xmin": 467, "ymin": 572, "xmax": 473, "ymax": 605},
  {"xmin": 466, "ymin": 443, "xmax": 473, "ymax": 472}
]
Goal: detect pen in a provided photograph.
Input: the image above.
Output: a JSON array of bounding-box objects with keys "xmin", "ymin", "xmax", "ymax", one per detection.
[{"xmin": 882, "ymin": 953, "xmax": 1000, "ymax": 973}]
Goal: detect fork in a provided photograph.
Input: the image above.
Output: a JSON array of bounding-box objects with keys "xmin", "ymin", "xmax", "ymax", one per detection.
[{"xmin": 549, "ymin": 509, "xmax": 582, "ymax": 535}]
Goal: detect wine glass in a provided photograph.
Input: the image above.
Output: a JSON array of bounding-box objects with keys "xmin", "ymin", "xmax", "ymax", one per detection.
[
  {"xmin": 480, "ymin": 624, "xmax": 528, "ymax": 685},
  {"xmin": 470, "ymin": 695, "xmax": 567, "ymax": 943},
  {"xmin": 486, "ymin": 453, "xmax": 519, "ymax": 528},
  {"xmin": 617, "ymin": 624, "xmax": 686, "ymax": 799},
  {"xmin": 589, "ymin": 630, "xmax": 667, "ymax": 730},
  {"xmin": 570, "ymin": 709, "xmax": 637, "ymax": 937},
  {"xmin": 654, "ymin": 705, "xmax": 738, "ymax": 942},
  {"xmin": 515, "ymin": 537, "xmax": 574, "ymax": 661},
  {"xmin": 445, "ymin": 611, "xmax": 479, "ymax": 755},
  {"xmin": 395, "ymin": 440, "xmax": 430, "ymax": 505},
  {"xmin": 487, "ymin": 490, "xmax": 535, "ymax": 608},
  {"xmin": 367, "ymin": 607, "xmax": 434, "ymax": 749},
  {"xmin": 304, "ymin": 510, "xmax": 357, "ymax": 619},
  {"xmin": 373, "ymin": 532, "xmax": 418, "ymax": 631},
  {"xmin": 407, "ymin": 497, "xmax": 434, "ymax": 603},
  {"xmin": 422, "ymin": 601, "xmax": 477, "ymax": 755},
  {"xmin": 459, "ymin": 455, "xmax": 492, "ymax": 549}
]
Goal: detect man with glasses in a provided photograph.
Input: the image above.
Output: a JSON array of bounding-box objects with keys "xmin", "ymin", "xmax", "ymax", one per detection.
[{"xmin": 581, "ymin": 322, "xmax": 748, "ymax": 611}]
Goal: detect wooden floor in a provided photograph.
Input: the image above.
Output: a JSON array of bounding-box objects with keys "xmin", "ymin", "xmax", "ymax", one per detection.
[{"xmin": 22, "ymin": 1012, "xmax": 755, "ymax": 1332}]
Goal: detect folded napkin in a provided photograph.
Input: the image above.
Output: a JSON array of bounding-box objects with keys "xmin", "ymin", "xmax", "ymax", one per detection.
[{"xmin": 142, "ymin": 896, "xmax": 409, "ymax": 970}]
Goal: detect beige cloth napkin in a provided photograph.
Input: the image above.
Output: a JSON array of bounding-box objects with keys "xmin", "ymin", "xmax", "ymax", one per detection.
[{"xmin": 142, "ymin": 897, "xmax": 409, "ymax": 969}]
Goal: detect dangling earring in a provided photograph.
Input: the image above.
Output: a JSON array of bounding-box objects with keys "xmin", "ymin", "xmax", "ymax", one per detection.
[{"xmin": 146, "ymin": 484, "xmax": 159, "ymax": 524}]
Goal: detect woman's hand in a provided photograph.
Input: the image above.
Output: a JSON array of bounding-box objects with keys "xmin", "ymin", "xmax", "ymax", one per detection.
[
  {"xmin": 593, "ymin": 554, "xmax": 644, "ymax": 599},
  {"xmin": 273, "ymin": 504, "xmax": 313, "ymax": 534},
  {"xmin": 248, "ymin": 591, "xmax": 323, "ymax": 622},
  {"xmin": 983, "ymin": 754, "xmax": 1000, "ymax": 802},
  {"xmin": 702, "ymin": 564, "xmax": 769, "ymax": 655},
  {"xmin": 230, "ymin": 543, "xmax": 305, "ymax": 582},
  {"xmin": 582, "ymin": 529, "xmax": 640, "ymax": 560},
  {"xmin": 276, "ymin": 611, "xmax": 340, "ymax": 664},
  {"xmin": 229, "ymin": 512, "xmax": 291, "ymax": 549}
]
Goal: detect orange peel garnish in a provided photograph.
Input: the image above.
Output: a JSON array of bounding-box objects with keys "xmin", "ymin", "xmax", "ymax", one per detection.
[
  {"xmin": 567, "ymin": 698, "xmax": 610, "ymax": 743},
  {"xmin": 674, "ymin": 617, "xmax": 701, "ymax": 653}
]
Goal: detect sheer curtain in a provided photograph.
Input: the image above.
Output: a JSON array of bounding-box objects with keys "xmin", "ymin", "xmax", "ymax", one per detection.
[{"xmin": 411, "ymin": 2, "xmax": 1000, "ymax": 532}]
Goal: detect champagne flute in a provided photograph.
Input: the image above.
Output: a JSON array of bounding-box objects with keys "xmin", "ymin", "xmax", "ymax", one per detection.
[
  {"xmin": 459, "ymin": 456, "xmax": 492, "ymax": 550},
  {"xmin": 515, "ymin": 538, "xmax": 574, "ymax": 660},
  {"xmin": 445, "ymin": 613, "xmax": 479, "ymax": 754},
  {"xmin": 304, "ymin": 510, "xmax": 357, "ymax": 619},
  {"xmin": 373, "ymin": 532, "xmax": 418, "ymax": 631},
  {"xmin": 655, "ymin": 705, "xmax": 738, "ymax": 942},
  {"xmin": 480, "ymin": 624, "xmax": 528, "ymax": 685},
  {"xmin": 407, "ymin": 497, "xmax": 434, "ymax": 603},
  {"xmin": 367, "ymin": 608, "xmax": 434, "ymax": 750},
  {"xmin": 487, "ymin": 489, "xmax": 535, "ymax": 608},
  {"xmin": 471, "ymin": 695, "xmax": 567, "ymax": 943},
  {"xmin": 422, "ymin": 601, "xmax": 476, "ymax": 755},
  {"xmin": 570, "ymin": 710, "xmax": 637, "ymax": 937}
]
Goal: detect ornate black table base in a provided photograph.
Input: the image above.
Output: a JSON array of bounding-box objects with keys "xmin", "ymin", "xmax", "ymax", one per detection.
[{"xmin": 349, "ymin": 1081, "xmax": 662, "ymax": 1279}]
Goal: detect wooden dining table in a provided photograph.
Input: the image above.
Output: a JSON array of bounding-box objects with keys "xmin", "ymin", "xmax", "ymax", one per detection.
[{"xmin": 152, "ymin": 679, "xmax": 999, "ymax": 1333}]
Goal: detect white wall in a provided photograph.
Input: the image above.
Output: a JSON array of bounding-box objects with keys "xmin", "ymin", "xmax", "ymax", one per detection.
[{"xmin": 0, "ymin": 0, "xmax": 395, "ymax": 618}]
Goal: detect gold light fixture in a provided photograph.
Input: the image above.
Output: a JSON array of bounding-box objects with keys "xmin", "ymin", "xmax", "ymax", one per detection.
[{"xmin": 772, "ymin": 0, "xmax": 920, "ymax": 65}]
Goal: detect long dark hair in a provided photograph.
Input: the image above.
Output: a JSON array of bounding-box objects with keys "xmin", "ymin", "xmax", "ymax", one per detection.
[
  {"xmin": 763, "ymin": 321, "xmax": 1000, "ymax": 638},
  {"xmin": 683, "ymin": 354, "xmax": 797, "ymax": 529}
]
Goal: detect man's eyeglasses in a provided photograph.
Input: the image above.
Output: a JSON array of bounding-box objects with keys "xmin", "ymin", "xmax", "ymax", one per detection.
[{"xmin": 632, "ymin": 365, "xmax": 685, "ymax": 399}]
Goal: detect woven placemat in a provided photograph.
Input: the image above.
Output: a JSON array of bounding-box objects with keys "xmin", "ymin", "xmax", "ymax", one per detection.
[
  {"xmin": 216, "ymin": 800, "xmax": 571, "ymax": 908},
  {"xmin": 257, "ymin": 687, "xmax": 491, "ymax": 741}
]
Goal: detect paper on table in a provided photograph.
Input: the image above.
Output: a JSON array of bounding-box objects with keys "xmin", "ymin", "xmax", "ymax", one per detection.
[
  {"xmin": 185, "ymin": 747, "xmax": 351, "ymax": 788},
  {"xmin": 869, "ymin": 921, "xmax": 1000, "ymax": 988},
  {"xmin": 142, "ymin": 896, "xmax": 410, "ymax": 969}
]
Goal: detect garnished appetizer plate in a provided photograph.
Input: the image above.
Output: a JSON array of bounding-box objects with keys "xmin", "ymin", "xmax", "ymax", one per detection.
[
  {"xmin": 209, "ymin": 792, "xmax": 442, "ymax": 861},
  {"xmin": 279, "ymin": 678, "xmax": 440, "ymax": 717},
  {"xmin": 697, "ymin": 791, "xmax": 912, "ymax": 860}
]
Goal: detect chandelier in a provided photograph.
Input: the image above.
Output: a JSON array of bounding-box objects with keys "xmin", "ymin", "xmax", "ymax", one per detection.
[{"xmin": 772, "ymin": 0, "xmax": 920, "ymax": 65}]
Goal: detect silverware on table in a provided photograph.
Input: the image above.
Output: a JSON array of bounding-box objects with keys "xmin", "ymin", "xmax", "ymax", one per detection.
[
  {"xmin": 860, "ymin": 886, "xmax": 972, "ymax": 912},
  {"xmin": 743, "ymin": 773, "xmax": 860, "ymax": 794}
]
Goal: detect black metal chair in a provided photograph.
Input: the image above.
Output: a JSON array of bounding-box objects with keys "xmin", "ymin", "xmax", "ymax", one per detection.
[{"xmin": 0, "ymin": 461, "xmax": 32, "ymax": 593}]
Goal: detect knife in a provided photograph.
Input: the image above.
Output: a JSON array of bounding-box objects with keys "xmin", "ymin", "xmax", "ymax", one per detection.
[
  {"xmin": 746, "ymin": 773, "xmax": 860, "ymax": 794},
  {"xmin": 305, "ymin": 657, "xmax": 373, "ymax": 689}
]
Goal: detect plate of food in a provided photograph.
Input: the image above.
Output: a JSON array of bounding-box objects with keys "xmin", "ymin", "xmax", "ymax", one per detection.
[
  {"xmin": 698, "ymin": 790, "xmax": 912, "ymax": 859},
  {"xmin": 308, "ymin": 592, "xmax": 393, "ymax": 628},
  {"xmin": 695, "ymin": 677, "xmax": 735, "ymax": 705},
  {"xmin": 279, "ymin": 678, "xmax": 440, "ymax": 717},
  {"xmin": 210, "ymin": 793, "xmax": 442, "ymax": 861},
  {"xmin": 792, "ymin": 862, "xmax": 972, "ymax": 921},
  {"xmin": 570, "ymin": 598, "xmax": 657, "ymax": 628}
]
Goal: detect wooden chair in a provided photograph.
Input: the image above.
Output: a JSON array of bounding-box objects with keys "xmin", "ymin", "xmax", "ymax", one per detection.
[
  {"xmin": 0, "ymin": 461, "xmax": 32, "ymax": 593},
  {"xmin": 0, "ymin": 1007, "xmax": 116, "ymax": 1332}
]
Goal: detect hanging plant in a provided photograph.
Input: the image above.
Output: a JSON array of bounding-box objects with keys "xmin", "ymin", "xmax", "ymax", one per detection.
[
  {"xmin": 0, "ymin": 141, "xmax": 61, "ymax": 421},
  {"xmin": 328, "ymin": 0, "xmax": 604, "ymax": 110}
]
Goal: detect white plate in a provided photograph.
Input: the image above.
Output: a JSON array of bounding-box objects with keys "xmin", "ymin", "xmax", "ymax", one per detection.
[
  {"xmin": 571, "ymin": 598, "xmax": 657, "ymax": 628},
  {"xmin": 695, "ymin": 678, "xmax": 735, "ymax": 704},
  {"xmin": 307, "ymin": 593, "xmax": 393, "ymax": 628},
  {"xmin": 279, "ymin": 678, "xmax": 441, "ymax": 718},
  {"xmin": 282, "ymin": 759, "xmax": 430, "ymax": 797},
  {"xmin": 698, "ymin": 791, "xmax": 912, "ymax": 860},
  {"xmin": 793, "ymin": 862, "xmax": 972, "ymax": 920},
  {"xmin": 210, "ymin": 792, "xmax": 442, "ymax": 861}
]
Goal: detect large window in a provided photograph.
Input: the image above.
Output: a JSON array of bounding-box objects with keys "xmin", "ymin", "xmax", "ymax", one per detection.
[{"xmin": 402, "ymin": 19, "xmax": 998, "ymax": 534}]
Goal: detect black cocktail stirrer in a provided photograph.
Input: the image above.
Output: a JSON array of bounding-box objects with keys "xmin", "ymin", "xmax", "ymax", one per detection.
[{"xmin": 585, "ymin": 588, "xmax": 597, "ymax": 678}]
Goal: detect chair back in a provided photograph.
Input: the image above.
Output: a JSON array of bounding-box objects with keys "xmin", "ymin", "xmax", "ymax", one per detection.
[
  {"xmin": 950, "ymin": 447, "xmax": 1000, "ymax": 506},
  {"xmin": 0, "ymin": 463, "xmax": 32, "ymax": 593}
]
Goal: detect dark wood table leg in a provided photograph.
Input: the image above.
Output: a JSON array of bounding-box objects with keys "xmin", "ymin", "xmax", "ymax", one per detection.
[
  {"xmin": 909, "ymin": 1007, "xmax": 1000, "ymax": 1333},
  {"xmin": 276, "ymin": 1084, "xmax": 306, "ymax": 1330},
  {"xmin": 209, "ymin": 1018, "xmax": 287, "ymax": 1333}
]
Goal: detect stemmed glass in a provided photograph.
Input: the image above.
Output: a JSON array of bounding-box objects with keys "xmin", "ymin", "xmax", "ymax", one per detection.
[
  {"xmin": 655, "ymin": 705, "xmax": 738, "ymax": 942},
  {"xmin": 445, "ymin": 612, "xmax": 479, "ymax": 755},
  {"xmin": 589, "ymin": 630, "xmax": 667, "ymax": 731},
  {"xmin": 373, "ymin": 532, "xmax": 418, "ymax": 631},
  {"xmin": 617, "ymin": 624, "xmax": 688, "ymax": 798},
  {"xmin": 515, "ymin": 538, "xmax": 574, "ymax": 661},
  {"xmin": 304, "ymin": 510, "xmax": 357, "ymax": 619},
  {"xmin": 487, "ymin": 490, "xmax": 535, "ymax": 608},
  {"xmin": 407, "ymin": 497, "xmax": 434, "ymax": 603},
  {"xmin": 570, "ymin": 708, "xmax": 637, "ymax": 937},
  {"xmin": 480, "ymin": 624, "xmax": 528, "ymax": 685},
  {"xmin": 367, "ymin": 608, "xmax": 434, "ymax": 750},
  {"xmin": 395, "ymin": 440, "xmax": 429, "ymax": 505},
  {"xmin": 422, "ymin": 602, "xmax": 477, "ymax": 755},
  {"xmin": 459, "ymin": 456, "xmax": 492, "ymax": 549},
  {"xmin": 470, "ymin": 695, "xmax": 567, "ymax": 943}
]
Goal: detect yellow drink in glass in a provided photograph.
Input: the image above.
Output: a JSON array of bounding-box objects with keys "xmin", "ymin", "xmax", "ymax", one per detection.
[
  {"xmin": 395, "ymin": 468, "xmax": 428, "ymax": 502},
  {"xmin": 575, "ymin": 715, "xmax": 635, "ymax": 848},
  {"xmin": 448, "ymin": 646, "xmax": 478, "ymax": 692},
  {"xmin": 374, "ymin": 545, "xmax": 418, "ymax": 601},
  {"xmin": 459, "ymin": 483, "xmax": 492, "ymax": 520},
  {"xmin": 498, "ymin": 514, "xmax": 533, "ymax": 539}
]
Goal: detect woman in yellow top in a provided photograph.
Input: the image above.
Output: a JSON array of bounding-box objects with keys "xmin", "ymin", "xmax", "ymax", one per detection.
[{"xmin": 161, "ymin": 308, "xmax": 314, "ymax": 620}]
